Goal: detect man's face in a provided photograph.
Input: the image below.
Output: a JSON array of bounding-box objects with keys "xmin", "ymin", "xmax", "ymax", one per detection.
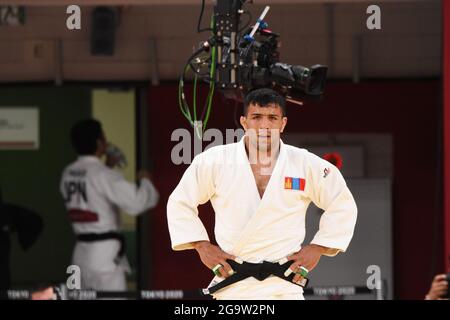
[{"xmin": 240, "ymin": 103, "xmax": 287, "ymax": 152}]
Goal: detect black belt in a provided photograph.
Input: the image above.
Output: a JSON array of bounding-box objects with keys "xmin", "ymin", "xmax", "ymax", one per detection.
[
  {"xmin": 202, "ymin": 259, "xmax": 309, "ymax": 295},
  {"xmin": 76, "ymin": 232, "xmax": 125, "ymax": 264}
]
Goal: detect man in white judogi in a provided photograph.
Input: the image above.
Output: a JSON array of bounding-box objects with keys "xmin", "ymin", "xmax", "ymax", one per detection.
[
  {"xmin": 167, "ymin": 88, "xmax": 357, "ymax": 300},
  {"xmin": 61, "ymin": 119, "xmax": 159, "ymax": 291}
]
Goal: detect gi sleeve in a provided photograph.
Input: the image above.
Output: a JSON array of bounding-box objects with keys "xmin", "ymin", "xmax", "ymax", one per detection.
[
  {"xmin": 167, "ymin": 153, "xmax": 215, "ymax": 251},
  {"xmin": 95, "ymin": 169, "xmax": 159, "ymax": 216},
  {"xmin": 307, "ymin": 155, "xmax": 358, "ymax": 255}
]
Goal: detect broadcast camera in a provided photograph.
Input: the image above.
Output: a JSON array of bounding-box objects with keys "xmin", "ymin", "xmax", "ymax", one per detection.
[{"xmin": 179, "ymin": 0, "xmax": 328, "ymax": 132}]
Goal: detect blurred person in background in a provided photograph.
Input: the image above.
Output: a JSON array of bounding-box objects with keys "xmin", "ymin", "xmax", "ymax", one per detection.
[
  {"xmin": 0, "ymin": 188, "xmax": 43, "ymax": 291},
  {"xmin": 60, "ymin": 119, "xmax": 159, "ymax": 291}
]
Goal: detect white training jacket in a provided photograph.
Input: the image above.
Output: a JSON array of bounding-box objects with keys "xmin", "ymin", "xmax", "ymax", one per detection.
[
  {"xmin": 167, "ymin": 137, "xmax": 357, "ymax": 299},
  {"xmin": 61, "ymin": 156, "xmax": 159, "ymax": 234}
]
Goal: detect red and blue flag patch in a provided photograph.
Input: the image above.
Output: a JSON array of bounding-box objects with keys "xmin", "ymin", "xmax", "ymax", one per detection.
[{"xmin": 284, "ymin": 177, "xmax": 306, "ymax": 191}]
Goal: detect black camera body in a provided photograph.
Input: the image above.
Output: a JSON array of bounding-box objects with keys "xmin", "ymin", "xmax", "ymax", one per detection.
[{"xmin": 213, "ymin": 0, "xmax": 327, "ymax": 104}]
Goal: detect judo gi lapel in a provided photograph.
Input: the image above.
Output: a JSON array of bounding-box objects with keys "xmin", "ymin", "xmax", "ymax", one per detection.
[{"xmin": 231, "ymin": 137, "xmax": 286, "ymax": 256}]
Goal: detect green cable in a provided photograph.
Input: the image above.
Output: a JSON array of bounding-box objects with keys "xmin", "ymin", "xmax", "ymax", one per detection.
[
  {"xmin": 193, "ymin": 74, "xmax": 197, "ymax": 123},
  {"xmin": 178, "ymin": 14, "xmax": 216, "ymax": 133},
  {"xmin": 203, "ymin": 46, "xmax": 216, "ymax": 131},
  {"xmin": 178, "ymin": 79, "xmax": 188, "ymax": 118},
  {"xmin": 178, "ymin": 65, "xmax": 194, "ymax": 124},
  {"xmin": 184, "ymin": 65, "xmax": 194, "ymax": 122},
  {"xmin": 178, "ymin": 81, "xmax": 191, "ymax": 122},
  {"xmin": 202, "ymin": 15, "xmax": 216, "ymax": 131},
  {"xmin": 193, "ymin": 73, "xmax": 203, "ymax": 139}
]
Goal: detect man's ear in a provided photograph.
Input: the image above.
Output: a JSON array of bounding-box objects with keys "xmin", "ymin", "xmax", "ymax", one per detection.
[
  {"xmin": 280, "ymin": 117, "xmax": 288, "ymax": 133},
  {"xmin": 240, "ymin": 116, "xmax": 247, "ymax": 131}
]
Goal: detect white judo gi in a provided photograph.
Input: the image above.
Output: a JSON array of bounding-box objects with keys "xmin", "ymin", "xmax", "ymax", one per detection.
[
  {"xmin": 167, "ymin": 137, "xmax": 357, "ymax": 300},
  {"xmin": 60, "ymin": 156, "xmax": 159, "ymax": 291}
]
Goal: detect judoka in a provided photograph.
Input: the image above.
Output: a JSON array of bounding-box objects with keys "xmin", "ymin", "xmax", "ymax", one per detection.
[
  {"xmin": 61, "ymin": 119, "xmax": 159, "ymax": 291},
  {"xmin": 167, "ymin": 88, "xmax": 357, "ymax": 300}
]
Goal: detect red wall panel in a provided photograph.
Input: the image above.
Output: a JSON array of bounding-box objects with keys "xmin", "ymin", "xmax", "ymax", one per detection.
[{"xmin": 443, "ymin": 0, "xmax": 450, "ymax": 274}]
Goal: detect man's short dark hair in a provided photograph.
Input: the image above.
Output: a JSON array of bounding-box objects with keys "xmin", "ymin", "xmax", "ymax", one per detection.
[
  {"xmin": 243, "ymin": 88, "xmax": 286, "ymax": 116},
  {"xmin": 70, "ymin": 119, "xmax": 104, "ymax": 155}
]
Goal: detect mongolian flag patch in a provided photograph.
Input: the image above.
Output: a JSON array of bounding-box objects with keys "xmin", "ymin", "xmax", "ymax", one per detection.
[{"xmin": 284, "ymin": 177, "xmax": 306, "ymax": 191}]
